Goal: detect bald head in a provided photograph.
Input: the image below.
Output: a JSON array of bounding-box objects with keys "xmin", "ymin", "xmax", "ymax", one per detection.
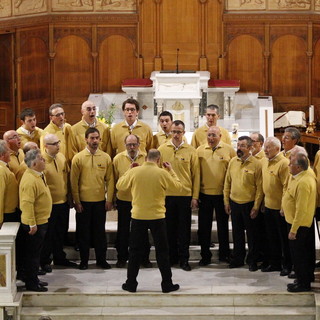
[
  {"xmin": 207, "ymin": 126, "xmax": 221, "ymax": 148},
  {"xmin": 81, "ymin": 100, "xmax": 96, "ymax": 124},
  {"xmin": 3, "ymin": 130, "xmax": 21, "ymax": 151},
  {"xmin": 44, "ymin": 134, "xmax": 60, "ymax": 156},
  {"xmin": 147, "ymin": 149, "xmax": 160, "ymax": 162},
  {"xmin": 23, "ymin": 142, "xmax": 38, "ymax": 154}
]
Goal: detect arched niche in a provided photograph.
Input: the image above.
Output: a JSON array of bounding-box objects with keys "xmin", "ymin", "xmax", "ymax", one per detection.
[{"xmin": 227, "ymin": 35, "xmax": 264, "ymax": 93}]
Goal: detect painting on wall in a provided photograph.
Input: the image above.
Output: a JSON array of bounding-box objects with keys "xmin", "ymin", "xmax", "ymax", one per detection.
[
  {"xmin": 316, "ymin": 0, "xmax": 320, "ymax": 10},
  {"xmin": 226, "ymin": 0, "xmax": 266, "ymax": 10},
  {"xmin": 0, "ymin": 0, "xmax": 12, "ymax": 17},
  {"xmin": 13, "ymin": 0, "xmax": 47, "ymax": 15},
  {"xmin": 269, "ymin": 0, "xmax": 311, "ymax": 10}
]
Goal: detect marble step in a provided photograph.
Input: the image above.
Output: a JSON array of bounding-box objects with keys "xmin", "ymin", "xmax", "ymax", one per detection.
[{"xmin": 20, "ymin": 293, "xmax": 316, "ymax": 320}]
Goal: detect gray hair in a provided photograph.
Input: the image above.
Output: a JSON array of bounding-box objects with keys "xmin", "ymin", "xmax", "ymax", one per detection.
[
  {"xmin": 147, "ymin": 149, "xmax": 160, "ymax": 161},
  {"xmin": 265, "ymin": 137, "xmax": 281, "ymax": 149},
  {"xmin": 284, "ymin": 127, "xmax": 301, "ymax": 141},
  {"xmin": 251, "ymin": 132, "xmax": 264, "ymax": 143},
  {"xmin": 0, "ymin": 140, "xmax": 8, "ymax": 156},
  {"xmin": 25, "ymin": 149, "xmax": 41, "ymax": 168},
  {"xmin": 206, "ymin": 104, "xmax": 220, "ymax": 114},
  {"xmin": 296, "ymin": 153, "xmax": 309, "ymax": 171},
  {"xmin": 291, "ymin": 145, "xmax": 308, "ymax": 158},
  {"xmin": 49, "ymin": 103, "xmax": 63, "ymax": 116}
]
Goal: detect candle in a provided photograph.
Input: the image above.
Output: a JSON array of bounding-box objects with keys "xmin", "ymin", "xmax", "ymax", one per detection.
[{"xmin": 309, "ymin": 105, "xmax": 314, "ymax": 123}]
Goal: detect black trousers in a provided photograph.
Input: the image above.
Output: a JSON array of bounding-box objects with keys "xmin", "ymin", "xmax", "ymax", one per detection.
[
  {"xmin": 198, "ymin": 193, "xmax": 230, "ymax": 260},
  {"xmin": 287, "ymin": 222, "xmax": 315, "ymax": 287},
  {"xmin": 40, "ymin": 202, "xmax": 69, "ymax": 266},
  {"xmin": 230, "ymin": 200, "xmax": 259, "ymax": 265},
  {"xmin": 116, "ymin": 199, "xmax": 150, "ymax": 263},
  {"xmin": 76, "ymin": 201, "xmax": 107, "ymax": 263},
  {"xmin": 126, "ymin": 218, "xmax": 172, "ymax": 287},
  {"xmin": 4, "ymin": 209, "xmax": 24, "ymax": 275},
  {"xmin": 264, "ymin": 207, "xmax": 292, "ymax": 270},
  {"xmin": 165, "ymin": 196, "xmax": 192, "ymax": 263},
  {"xmin": 22, "ymin": 223, "xmax": 48, "ymax": 287}
]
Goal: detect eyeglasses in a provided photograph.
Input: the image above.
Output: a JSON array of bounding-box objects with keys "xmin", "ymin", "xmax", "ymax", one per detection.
[
  {"xmin": 7, "ymin": 135, "xmax": 19, "ymax": 140},
  {"xmin": 46, "ymin": 141, "xmax": 61, "ymax": 146},
  {"xmin": 52, "ymin": 112, "xmax": 65, "ymax": 117},
  {"xmin": 126, "ymin": 143, "xmax": 139, "ymax": 147},
  {"xmin": 124, "ymin": 108, "xmax": 136, "ymax": 112}
]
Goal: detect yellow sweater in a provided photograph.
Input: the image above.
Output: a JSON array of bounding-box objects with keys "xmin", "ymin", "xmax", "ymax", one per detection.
[
  {"xmin": 8, "ymin": 149, "xmax": 24, "ymax": 176},
  {"xmin": 191, "ymin": 125, "xmax": 231, "ymax": 148},
  {"xmin": 261, "ymin": 153, "xmax": 289, "ymax": 210},
  {"xmin": 19, "ymin": 168, "xmax": 52, "ymax": 226},
  {"xmin": 17, "ymin": 126, "xmax": 43, "ymax": 147},
  {"xmin": 42, "ymin": 151, "xmax": 69, "ymax": 204},
  {"xmin": 313, "ymin": 150, "xmax": 320, "ymax": 207},
  {"xmin": 282, "ymin": 170, "xmax": 316, "ymax": 233},
  {"xmin": 16, "ymin": 161, "xmax": 27, "ymax": 185},
  {"xmin": 69, "ymin": 118, "xmax": 111, "ymax": 159},
  {"xmin": 0, "ymin": 162, "xmax": 19, "ymax": 222},
  {"xmin": 71, "ymin": 148, "xmax": 114, "ymax": 203},
  {"xmin": 158, "ymin": 142, "xmax": 200, "ymax": 198},
  {"xmin": 41, "ymin": 121, "xmax": 73, "ymax": 162},
  {"xmin": 116, "ymin": 162, "xmax": 182, "ymax": 220},
  {"xmin": 113, "ymin": 151, "xmax": 146, "ymax": 201},
  {"xmin": 224, "ymin": 156, "xmax": 263, "ymax": 210},
  {"xmin": 254, "ymin": 149, "xmax": 265, "ymax": 160},
  {"xmin": 111, "ymin": 120, "xmax": 153, "ymax": 156},
  {"xmin": 196, "ymin": 142, "xmax": 236, "ymax": 195},
  {"xmin": 152, "ymin": 132, "xmax": 187, "ymax": 149}
]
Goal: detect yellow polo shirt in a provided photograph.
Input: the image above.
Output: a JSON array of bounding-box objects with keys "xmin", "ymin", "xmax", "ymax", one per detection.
[
  {"xmin": 261, "ymin": 153, "xmax": 289, "ymax": 210},
  {"xmin": 69, "ymin": 118, "xmax": 111, "ymax": 159},
  {"xmin": 196, "ymin": 142, "xmax": 236, "ymax": 195},
  {"xmin": 254, "ymin": 149, "xmax": 265, "ymax": 160},
  {"xmin": 314, "ymin": 150, "xmax": 320, "ymax": 207},
  {"xmin": 158, "ymin": 141, "xmax": 200, "ymax": 198},
  {"xmin": 116, "ymin": 162, "xmax": 181, "ymax": 220},
  {"xmin": 16, "ymin": 161, "xmax": 27, "ymax": 185},
  {"xmin": 8, "ymin": 149, "xmax": 24, "ymax": 176},
  {"xmin": 17, "ymin": 126, "xmax": 43, "ymax": 147},
  {"xmin": 71, "ymin": 148, "xmax": 114, "ymax": 203},
  {"xmin": 152, "ymin": 132, "xmax": 187, "ymax": 149},
  {"xmin": 224, "ymin": 155, "xmax": 263, "ymax": 210},
  {"xmin": 42, "ymin": 151, "xmax": 69, "ymax": 204},
  {"xmin": 191, "ymin": 125, "xmax": 231, "ymax": 148},
  {"xmin": 19, "ymin": 168, "xmax": 52, "ymax": 226},
  {"xmin": 111, "ymin": 120, "xmax": 153, "ymax": 156},
  {"xmin": 113, "ymin": 151, "xmax": 146, "ymax": 202},
  {"xmin": 282, "ymin": 170, "xmax": 316, "ymax": 234},
  {"xmin": 0, "ymin": 162, "xmax": 19, "ymax": 223}
]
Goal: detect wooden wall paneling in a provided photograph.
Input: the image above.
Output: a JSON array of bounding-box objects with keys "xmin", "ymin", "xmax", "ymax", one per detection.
[
  {"xmin": 0, "ymin": 33, "xmax": 15, "ymax": 137},
  {"xmin": 270, "ymin": 34, "xmax": 308, "ymax": 99},
  {"xmin": 161, "ymin": 0, "xmax": 201, "ymax": 71},
  {"xmin": 227, "ymin": 34, "xmax": 264, "ymax": 93},
  {"xmin": 307, "ymin": 22, "xmax": 313, "ymax": 106},
  {"xmin": 53, "ymin": 32, "xmax": 93, "ymax": 125},
  {"xmin": 199, "ymin": 0, "xmax": 208, "ymax": 70},
  {"xmin": 19, "ymin": 27, "xmax": 50, "ymax": 128},
  {"xmin": 312, "ymin": 26, "xmax": 320, "ymax": 121},
  {"xmin": 98, "ymin": 34, "xmax": 136, "ymax": 93},
  {"xmin": 264, "ymin": 24, "xmax": 270, "ymax": 95},
  {"xmin": 92, "ymin": 25, "xmax": 98, "ymax": 93}
]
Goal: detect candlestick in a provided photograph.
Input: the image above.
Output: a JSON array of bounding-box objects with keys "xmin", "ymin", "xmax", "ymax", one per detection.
[{"xmin": 309, "ymin": 105, "xmax": 314, "ymax": 123}]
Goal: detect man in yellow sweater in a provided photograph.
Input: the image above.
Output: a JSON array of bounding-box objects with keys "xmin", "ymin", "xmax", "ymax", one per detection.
[
  {"xmin": 69, "ymin": 100, "xmax": 112, "ymax": 159},
  {"xmin": 3, "ymin": 130, "xmax": 25, "ymax": 176},
  {"xmin": 261, "ymin": 137, "xmax": 292, "ymax": 276},
  {"xmin": 250, "ymin": 132, "xmax": 265, "ymax": 160},
  {"xmin": 40, "ymin": 103, "xmax": 73, "ymax": 163},
  {"xmin": 158, "ymin": 120, "xmax": 200, "ymax": 271},
  {"xmin": 116, "ymin": 149, "xmax": 181, "ymax": 293},
  {"xmin": 196, "ymin": 126, "xmax": 236, "ymax": 266},
  {"xmin": 283, "ymin": 150, "xmax": 316, "ymax": 292},
  {"xmin": 16, "ymin": 108, "xmax": 43, "ymax": 147},
  {"xmin": 281, "ymin": 127, "xmax": 301, "ymax": 159},
  {"xmin": 152, "ymin": 111, "xmax": 173, "ymax": 149},
  {"xmin": 224, "ymin": 136, "xmax": 263, "ymax": 271},
  {"xmin": 111, "ymin": 98, "xmax": 153, "ymax": 157},
  {"xmin": 113, "ymin": 134, "xmax": 151, "ymax": 268},
  {"xmin": 191, "ymin": 105, "xmax": 231, "ymax": 148},
  {"xmin": 71, "ymin": 127, "xmax": 114, "ymax": 270},
  {"xmin": 40, "ymin": 134, "xmax": 77, "ymax": 273},
  {"xmin": 20, "ymin": 149, "xmax": 52, "ymax": 292}
]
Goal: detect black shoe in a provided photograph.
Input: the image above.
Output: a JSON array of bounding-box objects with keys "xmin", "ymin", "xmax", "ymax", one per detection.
[
  {"xmin": 122, "ymin": 283, "xmax": 137, "ymax": 293},
  {"xmin": 287, "ymin": 281, "xmax": 298, "ymax": 288},
  {"xmin": 261, "ymin": 265, "xmax": 282, "ymax": 272},
  {"xmin": 141, "ymin": 260, "xmax": 153, "ymax": 268},
  {"xmin": 37, "ymin": 269, "xmax": 46, "ymax": 276},
  {"xmin": 54, "ymin": 260, "xmax": 78, "ymax": 268},
  {"xmin": 229, "ymin": 262, "xmax": 244, "ymax": 269},
  {"xmin": 219, "ymin": 256, "xmax": 230, "ymax": 263},
  {"xmin": 287, "ymin": 283, "xmax": 311, "ymax": 293},
  {"xmin": 26, "ymin": 285, "xmax": 48, "ymax": 292},
  {"xmin": 162, "ymin": 283, "xmax": 180, "ymax": 293},
  {"xmin": 180, "ymin": 262, "xmax": 191, "ymax": 271},
  {"xmin": 280, "ymin": 268, "xmax": 290, "ymax": 276},
  {"xmin": 41, "ymin": 264, "xmax": 52, "ymax": 273},
  {"xmin": 96, "ymin": 261, "xmax": 111, "ymax": 269},
  {"xmin": 38, "ymin": 280, "xmax": 48, "ymax": 287},
  {"xmin": 79, "ymin": 262, "xmax": 88, "ymax": 270},
  {"xmin": 199, "ymin": 259, "xmax": 211, "ymax": 266},
  {"xmin": 249, "ymin": 263, "xmax": 258, "ymax": 272},
  {"xmin": 288, "ymin": 271, "xmax": 297, "ymax": 279},
  {"xmin": 116, "ymin": 260, "xmax": 127, "ymax": 268}
]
